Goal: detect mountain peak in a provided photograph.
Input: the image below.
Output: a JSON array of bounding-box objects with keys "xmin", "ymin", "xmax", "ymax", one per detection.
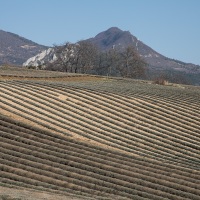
[
  {"xmin": 104, "ymin": 27, "xmax": 123, "ymax": 33},
  {"xmin": 94, "ymin": 27, "xmax": 123, "ymax": 40},
  {"xmin": 88, "ymin": 27, "xmax": 134, "ymax": 51}
]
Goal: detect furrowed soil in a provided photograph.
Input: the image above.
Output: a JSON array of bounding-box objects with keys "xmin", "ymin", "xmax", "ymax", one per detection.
[{"xmin": 0, "ymin": 66, "xmax": 200, "ymax": 200}]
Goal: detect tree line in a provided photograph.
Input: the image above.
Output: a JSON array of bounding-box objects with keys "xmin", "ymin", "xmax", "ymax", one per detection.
[{"xmin": 46, "ymin": 41, "xmax": 147, "ymax": 78}]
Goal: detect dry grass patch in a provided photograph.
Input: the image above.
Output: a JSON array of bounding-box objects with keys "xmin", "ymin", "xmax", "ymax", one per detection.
[{"xmin": 0, "ymin": 186, "xmax": 85, "ymax": 200}]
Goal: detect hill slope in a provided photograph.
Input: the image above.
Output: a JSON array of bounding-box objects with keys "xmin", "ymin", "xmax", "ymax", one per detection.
[
  {"xmin": 0, "ymin": 67, "xmax": 200, "ymax": 199},
  {"xmin": 87, "ymin": 27, "xmax": 200, "ymax": 77},
  {"xmin": 0, "ymin": 30, "xmax": 47, "ymax": 65},
  {"xmin": 23, "ymin": 27, "xmax": 200, "ymax": 85}
]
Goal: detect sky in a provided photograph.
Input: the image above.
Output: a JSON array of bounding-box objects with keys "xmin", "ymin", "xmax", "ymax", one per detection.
[{"xmin": 0, "ymin": 0, "xmax": 200, "ymax": 65}]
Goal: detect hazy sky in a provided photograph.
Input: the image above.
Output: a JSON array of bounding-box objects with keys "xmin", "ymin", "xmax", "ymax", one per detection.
[{"xmin": 1, "ymin": 0, "xmax": 200, "ymax": 65}]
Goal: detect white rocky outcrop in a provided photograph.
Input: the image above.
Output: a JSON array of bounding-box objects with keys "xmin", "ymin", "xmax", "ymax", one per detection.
[{"xmin": 23, "ymin": 48, "xmax": 57, "ymax": 67}]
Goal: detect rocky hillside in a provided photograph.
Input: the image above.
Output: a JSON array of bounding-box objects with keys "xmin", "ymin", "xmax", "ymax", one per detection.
[
  {"xmin": 87, "ymin": 27, "xmax": 200, "ymax": 73},
  {"xmin": 0, "ymin": 30, "xmax": 47, "ymax": 65},
  {"xmin": 22, "ymin": 27, "xmax": 200, "ymax": 85}
]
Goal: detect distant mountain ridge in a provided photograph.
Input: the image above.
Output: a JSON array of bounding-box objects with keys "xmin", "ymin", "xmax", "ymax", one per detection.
[
  {"xmin": 23, "ymin": 27, "xmax": 200, "ymax": 74},
  {"xmin": 1, "ymin": 27, "xmax": 199, "ymax": 85},
  {"xmin": 87, "ymin": 27, "xmax": 200, "ymax": 73},
  {"xmin": 0, "ymin": 30, "xmax": 47, "ymax": 65}
]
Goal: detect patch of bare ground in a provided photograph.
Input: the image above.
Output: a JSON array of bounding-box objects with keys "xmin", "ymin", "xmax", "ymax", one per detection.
[
  {"xmin": 0, "ymin": 108, "xmax": 125, "ymax": 155},
  {"xmin": 0, "ymin": 108, "xmax": 68, "ymax": 138},
  {"xmin": 0, "ymin": 75, "xmax": 103, "ymax": 82},
  {"xmin": 0, "ymin": 186, "xmax": 87, "ymax": 200}
]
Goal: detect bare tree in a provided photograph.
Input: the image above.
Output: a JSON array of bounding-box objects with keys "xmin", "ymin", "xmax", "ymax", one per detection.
[
  {"xmin": 46, "ymin": 42, "xmax": 146, "ymax": 78},
  {"xmin": 119, "ymin": 46, "xmax": 146, "ymax": 78},
  {"xmin": 53, "ymin": 42, "xmax": 75, "ymax": 72},
  {"xmin": 50, "ymin": 41, "xmax": 98, "ymax": 74},
  {"xmin": 76, "ymin": 41, "xmax": 98, "ymax": 73},
  {"xmin": 96, "ymin": 48, "xmax": 120, "ymax": 76}
]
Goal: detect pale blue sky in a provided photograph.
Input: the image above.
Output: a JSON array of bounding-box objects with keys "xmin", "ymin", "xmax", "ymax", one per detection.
[{"xmin": 0, "ymin": 0, "xmax": 200, "ymax": 65}]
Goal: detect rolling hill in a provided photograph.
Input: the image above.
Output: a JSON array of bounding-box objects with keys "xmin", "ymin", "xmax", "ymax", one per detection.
[{"xmin": 0, "ymin": 66, "xmax": 200, "ymax": 199}]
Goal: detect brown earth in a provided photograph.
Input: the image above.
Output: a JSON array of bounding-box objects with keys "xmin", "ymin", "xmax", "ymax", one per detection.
[
  {"xmin": 0, "ymin": 75, "xmax": 105, "ymax": 82},
  {"xmin": 0, "ymin": 186, "xmax": 88, "ymax": 200}
]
